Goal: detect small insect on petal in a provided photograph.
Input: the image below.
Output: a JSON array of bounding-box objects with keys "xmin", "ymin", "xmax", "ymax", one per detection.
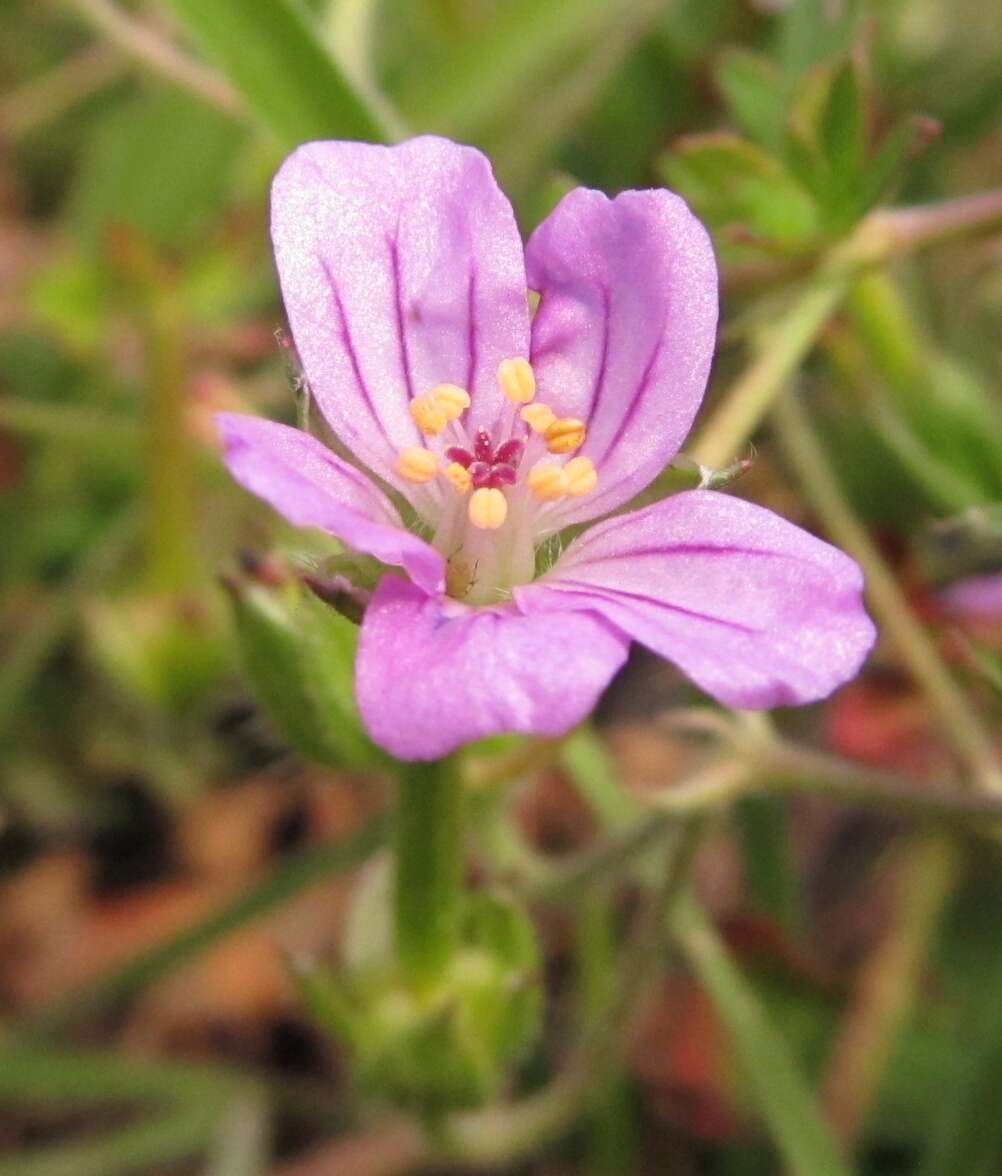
[
  {"xmin": 468, "ymin": 486, "xmax": 508, "ymax": 529},
  {"xmin": 564, "ymin": 455, "xmax": 598, "ymax": 496},
  {"xmin": 430, "ymin": 383, "xmax": 471, "ymax": 421},
  {"xmin": 521, "ymin": 403, "xmax": 556, "ymax": 433},
  {"xmin": 410, "ymin": 394, "xmax": 448, "ymax": 436},
  {"xmin": 498, "ymin": 357, "xmax": 536, "ymax": 404},
  {"xmin": 396, "ymin": 446, "xmax": 439, "ymax": 483},
  {"xmin": 545, "ymin": 417, "xmax": 587, "ymax": 455},
  {"xmin": 528, "ymin": 463, "xmax": 569, "ymax": 502},
  {"xmin": 444, "ymin": 461, "xmax": 472, "ymax": 494}
]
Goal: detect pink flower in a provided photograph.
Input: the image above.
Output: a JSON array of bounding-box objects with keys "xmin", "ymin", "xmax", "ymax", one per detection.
[
  {"xmin": 218, "ymin": 136, "xmax": 875, "ymax": 760},
  {"xmin": 940, "ymin": 571, "xmax": 1002, "ymax": 618}
]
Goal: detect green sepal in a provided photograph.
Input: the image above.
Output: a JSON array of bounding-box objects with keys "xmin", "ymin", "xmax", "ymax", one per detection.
[
  {"xmin": 304, "ymin": 881, "xmax": 543, "ymax": 1114},
  {"xmin": 226, "ymin": 572, "xmax": 385, "ymax": 771}
]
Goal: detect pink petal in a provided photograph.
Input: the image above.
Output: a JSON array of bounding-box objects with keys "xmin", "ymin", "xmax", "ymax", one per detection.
[
  {"xmin": 271, "ymin": 136, "xmax": 529, "ymax": 513},
  {"xmin": 515, "ymin": 491, "xmax": 875, "ymax": 708},
  {"xmin": 356, "ymin": 576, "xmax": 629, "ymax": 760},
  {"xmin": 940, "ymin": 571, "xmax": 1002, "ymax": 618},
  {"xmin": 526, "ymin": 187, "xmax": 718, "ymax": 526},
  {"xmin": 217, "ymin": 413, "xmax": 444, "ymax": 594}
]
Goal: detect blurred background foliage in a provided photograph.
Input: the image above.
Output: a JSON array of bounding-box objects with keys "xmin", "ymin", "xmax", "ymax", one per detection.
[{"xmin": 2, "ymin": 0, "xmax": 1002, "ymax": 1173}]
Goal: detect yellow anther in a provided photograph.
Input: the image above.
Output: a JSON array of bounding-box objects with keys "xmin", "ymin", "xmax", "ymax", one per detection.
[
  {"xmin": 468, "ymin": 486, "xmax": 508, "ymax": 529},
  {"xmin": 443, "ymin": 461, "xmax": 472, "ymax": 495},
  {"xmin": 520, "ymin": 402, "xmax": 556, "ymax": 433},
  {"xmin": 429, "ymin": 383, "xmax": 471, "ymax": 421},
  {"xmin": 545, "ymin": 417, "xmax": 587, "ymax": 454},
  {"xmin": 409, "ymin": 394, "xmax": 448, "ymax": 436},
  {"xmin": 527, "ymin": 462, "xmax": 569, "ymax": 503},
  {"xmin": 395, "ymin": 446, "xmax": 438, "ymax": 484},
  {"xmin": 564, "ymin": 456, "xmax": 598, "ymax": 497},
  {"xmin": 498, "ymin": 357, "xmax": 536, "ymax": 404}
]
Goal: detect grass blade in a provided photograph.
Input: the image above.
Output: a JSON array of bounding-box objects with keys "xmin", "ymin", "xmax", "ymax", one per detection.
[{"xmin": 672, "ymin": 896, "xmax": 851, "ymax": 1176}]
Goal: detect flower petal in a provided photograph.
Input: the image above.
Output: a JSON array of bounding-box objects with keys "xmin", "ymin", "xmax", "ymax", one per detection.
[
  {"xmin": 515, "ymin": 491, "xmax": 875, "ymax": 708},
  {"xmin": 940, "ymin": 570, "xmax": 1002, "ymax": 618},
  {"xmin": 271, "ymin": 136, "xmax": 530, "ymax": 511},
  {"xmin": 525, "ymin": 187, "xmax": 718, "ymax": 525},
  {"xmin": 217, "ymin": 413, "xmax": 444, "ymax": 594},
  {"xmin": 356, "ymin": 575, "xmax": 629, "ymax": 760}
]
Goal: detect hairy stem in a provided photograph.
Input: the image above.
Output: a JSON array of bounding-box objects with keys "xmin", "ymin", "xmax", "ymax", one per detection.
[{"xmin": 394, "ymin": 760, "xmax": 464, "ymax": 991}]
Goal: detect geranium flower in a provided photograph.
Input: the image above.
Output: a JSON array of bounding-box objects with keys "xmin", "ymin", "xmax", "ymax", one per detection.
[{"xmin": 218, "ymin": 136, "xmax": 875, "ymax": 760}]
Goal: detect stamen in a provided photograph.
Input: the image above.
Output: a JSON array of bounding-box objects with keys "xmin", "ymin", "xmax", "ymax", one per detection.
[
  {"xmin": 528, "ymin": 462, "xmax": 568, "ymax": 502},
  {"xmin": 430, "ymin": 383, "xmax": 471, "ymax": 420},
  {"xmin": 521, "ymin": 403, "xmax": 556, "ymax": 433},
  {"xmin": 444, "ymin": 462, "xmax": 472, "ymax": 494},
  {"xmin": 564, "ymin": 455, "xmax": 598, "ymax": 496},
  {"xmin": 409, "ymin": 394, "xmax": 448, "ymax": 436},
  {"xmin": 544, "ymin": 417, "xmax": 587, "ymax": 454},
  {"xmin": 498, "ymin": 357, "xmax": 536, "ymax": 404},
  {"xmin": 396, "ymin": 446, "xmax": 439, "ymax": 483},
  {"xmin": 469, "ymin": 487, "xmax": 508, "ymax": 529}
]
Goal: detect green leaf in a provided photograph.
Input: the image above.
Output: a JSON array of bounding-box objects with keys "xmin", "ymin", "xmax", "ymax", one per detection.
[
  {"xmin": 715, "ymin": 48, "xmax": 787, "ymax": 152},
  {"xmin": 776, "ymin": 0, "xmax": 860, "ymax": 77},
  {"xmin": 853, "ymin": 117, "xmax": 928, "ymax": 216},
  {"xmin": 819, "ymin": 59, "xmax": 866, "ymax": 223},
  {"xmin": 661, "ymin": 133, "xmax": 820, "ymax": 244},
  {"xmin": 160, "ymin": 0, "xmax": 395, "ymax": 147},
  {"xmin": 672, "ymin": 897, "xmax": 852, "ymax": 1176},
  {"xmin": 400, "ymin": 0, "xmax": 650, "ymax": 139},
  {"xmin": 67, "ymin": 89, "xmax": 245, "ymax": 251}
]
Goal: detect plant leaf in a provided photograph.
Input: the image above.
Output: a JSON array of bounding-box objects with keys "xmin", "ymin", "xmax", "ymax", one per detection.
[
  {"xmin": 160, "ymin": 0, "xmax": 395, "ymax": 147},
  {"xmin": 662, "ymin": 132, "xmax": 820, "ymax": 244}
]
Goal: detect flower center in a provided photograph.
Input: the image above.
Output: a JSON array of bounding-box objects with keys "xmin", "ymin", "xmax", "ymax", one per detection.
[{"xmin": 392, "ymin": 358, "xmax": 598, "ymax": 603}]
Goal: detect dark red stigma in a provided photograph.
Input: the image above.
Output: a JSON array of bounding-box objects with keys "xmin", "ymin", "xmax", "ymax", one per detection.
[{"xmin": 447, "ymin": 433, "xmax": 525, "ymax": 490}]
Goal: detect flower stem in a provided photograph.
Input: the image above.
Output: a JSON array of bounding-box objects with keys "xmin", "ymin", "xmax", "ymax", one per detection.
[
  {"xmin": 690, "ymin": 270, "xmax": 848, "ymax": 469},
  {"xmin": 690, "ymin": 188, "xmax": 1002, "ymax": 470},
  {"xmin": 394, "ymin": 759, "xmax": 465, "ymax": 991}
]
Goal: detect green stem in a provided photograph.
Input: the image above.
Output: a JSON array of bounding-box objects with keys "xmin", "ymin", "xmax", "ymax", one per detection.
[
  {"xmin": 690, "ymin": 271, "xmax": 848, "ymax": 469},
  {"xmin": 394, "ymin": 760, "xmax": 464, "ymax": 991},
  {"xmin": 772, "ymin": 391, "xmax": 1002, "ymax": 796},
  {"xmin": 689, "ymin": 188, "xmax": 1002, "ymax": 471},
  {"xmin": 866, "ymin": 188, "xmax": 1002, "ymax": 258},
  {"xmin": 441, "ymin": 817, "xmax": 705, "ymax": 1165},
  {"xmin": 845, "ymin": 269, "xmax": 926, "ymax": 392}
]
